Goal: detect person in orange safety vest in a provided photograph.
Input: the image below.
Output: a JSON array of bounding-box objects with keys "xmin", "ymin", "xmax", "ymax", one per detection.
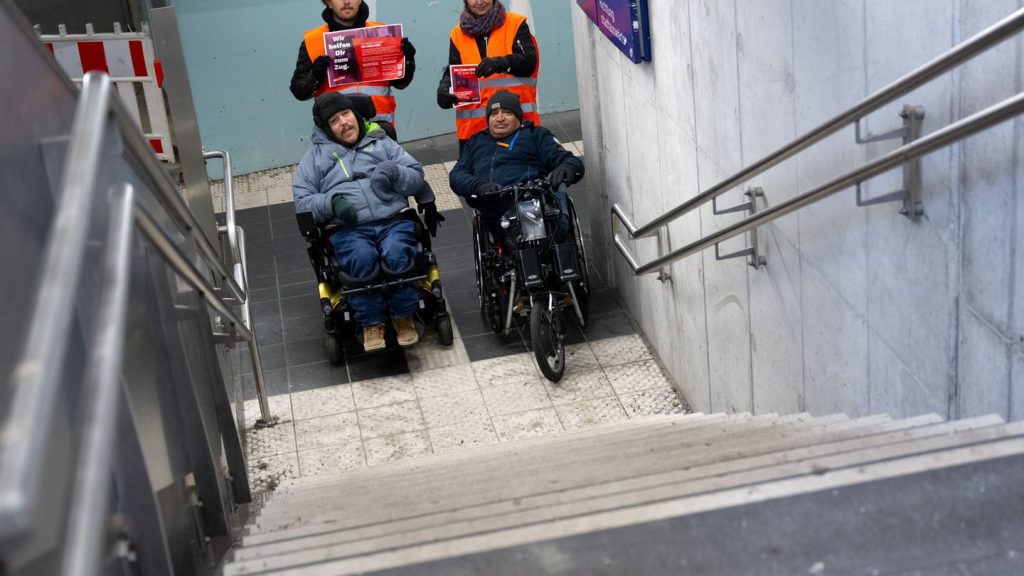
[
  {"xmin": 290, "ymin": 0, "xmax": 416, "ymax": 139},
  {"xmin": 436, "ymin": 0, "xmax": 539, "ymax": 151}
]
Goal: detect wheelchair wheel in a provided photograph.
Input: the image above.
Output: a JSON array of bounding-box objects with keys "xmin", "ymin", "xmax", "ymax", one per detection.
[
  {"xmin": 436, "ymin": 315, "xmax": 454, "ymax": 346},
  {"xmin": 475, "ymin": 215, "xmax": 507, "ymax": 334},
  {"xmin": 531, "ymin": 297, "xmax": 565, "ymax": 382},
  {"xmin": 568, "ymin": 198, "xmax": 590, "ymax": 326},
  {"xmin": 472, "ymin": 214, "xmax": 486, "ymax": 312},
  {"xmin": 325, "ymin": 333, "xmax": 344, "ymax": 365}
]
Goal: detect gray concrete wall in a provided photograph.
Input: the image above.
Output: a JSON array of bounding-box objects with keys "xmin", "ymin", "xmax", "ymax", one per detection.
[{"xmin": 572, "ymin": 0, "xmax": 1024, "ymax": 421}]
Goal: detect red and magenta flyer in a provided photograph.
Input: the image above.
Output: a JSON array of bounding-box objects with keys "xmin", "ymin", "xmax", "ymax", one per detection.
[
  {"xmin": 449, "ymin": 64, "xmax": 481, "ymax": 106},
  {"xmin": 324, "ymin": 24, "xmax": 405, "ymax": 88}
]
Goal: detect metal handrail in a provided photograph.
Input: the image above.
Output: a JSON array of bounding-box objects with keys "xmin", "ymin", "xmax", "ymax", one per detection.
[
  {"xmin": 201, "ymin": 149, "xmax": 273, "ymax": 425},
  {"xmin": 133, "ymin": 205, "xmax": 254, "ymax": 338},
  {"xmin": 60, "ymin": 183, "xmax": 135, "ymax": 576},
  {"xmin": 112, "ymin": 88, "xmax": 273, "ymax": 424},
  {"xmin": 236, "ymin": 226, "xmax": 252, "ymax": 328},
  {"xmin": 0, "ymin": 72, "xmax": 112, "ymax": 540},
  {"xmin": 618, "ymin": 92, "xmax": 1024, "ymax": 275},
  {"xmin": 1, "ymin": 68, "xmax": 277, "ymax": 542},
  {"xmin": 235, "ymin": 225, "xmax": 272, "ymax": 423},
  {"xmin": 111, "ymin": 95, "xmax": 246, "ymax": 304},
  {"xmin": 203, "ymin": 149, "xmax": 240, "ymax": 265},
  {"xmin": 612, "ymin": 6, "xmax": 1024, "ymax": 263}
]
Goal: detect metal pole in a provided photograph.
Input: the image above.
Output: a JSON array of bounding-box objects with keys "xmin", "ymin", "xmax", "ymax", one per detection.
[
  {"xmin": 624, "ymin": 91, "xmax": 1024, "ymax": 275},
  {"xmin": 60, "ymin": 184, "xmax": 135, "ymax": 576},
  {"xmin": 0, "ymin": 72, "xmax": 111, "ymax": 540},
  {"xmin": 237, "ymin": 226, "xmax": 275, "ymax": 426}
]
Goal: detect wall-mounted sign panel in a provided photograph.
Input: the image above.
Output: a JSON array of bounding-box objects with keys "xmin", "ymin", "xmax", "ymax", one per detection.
[{"xmin": 576, "ymin": 0, "xmax": 651, "ymax": 63}]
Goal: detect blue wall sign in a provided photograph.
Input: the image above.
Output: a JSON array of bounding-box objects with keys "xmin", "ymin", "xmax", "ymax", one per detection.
[{"xmin": 576, "ymin": 0, "xmax": 651, "ymax": 63}]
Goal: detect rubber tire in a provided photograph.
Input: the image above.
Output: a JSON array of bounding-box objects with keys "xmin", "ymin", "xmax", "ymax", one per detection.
[
  {"xmin": 472, "ymin": 215, "xmax": 486, "ymax": 312},
  {"xmin": 475, "ymin": 219, "xmax": 507, "ymax": 335},
  {"xmin": 531, "ymin": 300, "xmax": 565, "ymax": 382},
  {"xmin": 325, "ymin": 333, "xmax": 344, "ymax": 365},
  {"xmin": 568, "ymin": 198, "xmax": 591, "ymax": 326},
  {"xmin": 436, "ymin": 315, "xmax": 454, "ymax": 347}
]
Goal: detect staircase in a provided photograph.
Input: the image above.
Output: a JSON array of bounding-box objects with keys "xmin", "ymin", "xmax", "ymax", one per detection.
[{"xmin": 222, "ymin": 412, "xmax": 1024, "ymax": 575}]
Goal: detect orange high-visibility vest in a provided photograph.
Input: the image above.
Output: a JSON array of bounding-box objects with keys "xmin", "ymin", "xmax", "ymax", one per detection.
[
  {"xmin": 450, "ymin": 12, "xmax": 540, "ymax": 141},
  {"xmin": 304, "ymin": 21, "xmax": 396, "ymax": 124}
]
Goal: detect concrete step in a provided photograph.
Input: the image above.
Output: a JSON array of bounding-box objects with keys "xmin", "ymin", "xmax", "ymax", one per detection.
[
  {"xmin": 247, "ymin": 413, "xmax": 844, "ymax": 531},
  {"xmin": 257, "ymin": 412, "xmax": 783, "ymax": 509},
  {"xmin": 233, "ymin": 413, "xmax": 952, "ymax": 555},
  {"xmin": 225, "ymin": 414, "xmax": 993, "ymax": 570},
  {"xmin": 234, "ymin": 412, "xmax": 983, "ymax": 569},
  {"xmin": 244, "ymin": 413, "xmax": 888, "ymax": 538},
  {"xmin": 225, "ymin": 427, "xmax": 1024, "ymax": 575},
  {"xmin": 261, "ymin": 413, "xmax": 856, "ymax": 504},
  {"xmin": 336, "ymin": 443, "xmax": 1024, "ymax": 576},
  {"xmin": 270, "ymin": 412, "xmax": 739, "ymax": 495}
]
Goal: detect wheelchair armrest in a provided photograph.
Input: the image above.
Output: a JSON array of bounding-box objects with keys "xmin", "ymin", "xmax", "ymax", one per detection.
[{"xmin": 296, "ymin": 211, "xmax": 321, "ymax": 240}]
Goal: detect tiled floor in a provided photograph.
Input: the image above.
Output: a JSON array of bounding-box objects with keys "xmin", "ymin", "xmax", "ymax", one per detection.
[{"xmin": 225, "ymin": 115, "xmax": 686, "ymax": 493}]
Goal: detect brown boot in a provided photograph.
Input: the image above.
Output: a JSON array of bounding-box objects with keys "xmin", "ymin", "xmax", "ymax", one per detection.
[
  {"xmin": 392, "ymin": 316, "xmax": 419, "ymax": 347},
  {"xmin": 362, "ymin": 323, "xmax": 386, "ymax": 352}
]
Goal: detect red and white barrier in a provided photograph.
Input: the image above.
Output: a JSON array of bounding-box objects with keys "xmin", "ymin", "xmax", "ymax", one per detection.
[{"xmin": 37, "ymin": 22, "xmax": 174, "ymax": 162}]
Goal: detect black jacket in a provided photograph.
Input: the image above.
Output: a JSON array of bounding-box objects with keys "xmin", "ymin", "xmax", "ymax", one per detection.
[
  {"xmin": 449, "ymin": 123, "xmax": 583, "ymax": 217},
  {"xmin": 436, "ymin": 19, "xmax": 537, "ymax": 104},
  {"xmin": 290, "ymin": 4, "xmax": 415, "ymax": 101}
]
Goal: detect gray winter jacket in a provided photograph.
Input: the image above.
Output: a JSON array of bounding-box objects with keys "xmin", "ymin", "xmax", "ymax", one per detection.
[{"xmin": 293, "ymin": 125, "xmax": 430, "ymax": 225}]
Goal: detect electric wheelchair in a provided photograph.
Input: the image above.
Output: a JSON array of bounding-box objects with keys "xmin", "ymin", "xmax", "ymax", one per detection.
[
  {"xmin": 296, "ymin": 207, "xmax": 454, "ymax": 363},
  {"xmin": 472, "ymin": 178, "xmax": 590, "ymax": 381},
  {"xmin": 294, "ymin": 94, "xmax": 452, "ymax": 363}
]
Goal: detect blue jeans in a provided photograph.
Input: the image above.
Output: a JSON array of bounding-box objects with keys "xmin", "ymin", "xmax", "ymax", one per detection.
[{"xmin": 329, "ymin": 219, "xmax": 419, "ymax": 326}]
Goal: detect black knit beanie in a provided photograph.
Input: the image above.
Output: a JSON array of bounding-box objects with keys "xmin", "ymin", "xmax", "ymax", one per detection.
[
  {"xmin": 486, "ymin": 89, "xmax": 523, "ymax": 121},
  {"xmin": 313, "ymin": 93, "xmax": 366, "ymax": 143}
]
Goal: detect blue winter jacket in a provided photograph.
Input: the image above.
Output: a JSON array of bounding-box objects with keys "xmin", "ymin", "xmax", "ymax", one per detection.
[
  {"xmin": 449, "ymin": 123, "xmax": 584, "ymax": 200},
  {"xmin": 293, "ymin": 124, "xmax": 430, "ymax": 225}
]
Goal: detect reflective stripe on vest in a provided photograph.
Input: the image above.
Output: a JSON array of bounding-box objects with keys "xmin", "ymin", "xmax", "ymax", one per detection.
[
  {"xmin": 372, "ymin": 113, "xmax": 395, "ymax": 123},
  {"xmin": 337, "ymin": 85, "xmax": 392, "ymax": 97},
  {"xmin": 456, "ymin": 102, "xmax": 536, "ymax": 120},
  {"xmin": 480, "ymin": 77, "xmax": 538, "ymax": 89}
]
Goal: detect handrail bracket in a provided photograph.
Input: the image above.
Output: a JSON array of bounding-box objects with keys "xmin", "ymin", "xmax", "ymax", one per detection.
[
  {"xmin": 855, "ymin": 105, "xmax": 926, "ymax": 220},
  {"xmin": 713, "ymin": 187, "xmax": 767, "ymax": 269}
]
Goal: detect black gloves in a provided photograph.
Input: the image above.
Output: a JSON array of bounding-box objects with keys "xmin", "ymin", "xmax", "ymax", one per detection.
[
  {"xmin": 331, "ymin": 195, "xmax": 357, "ymax": 226},
  {"xmin": 437, "ymin": 85, "xmax": 461, "ymax": 109},
  {"xmin": 473, "ymin": 182, "xmax": 503, "ymax": 198},
  {"xmin": 312, "ymin": 55, "xmax": 329, "ymax": 83},
  {"xmin": 476, "ymin": 56, "xmax": 510, "ymax": 78},
  {"xmin": 401, "ymin": 38, "xmax": 416, "ymax": 58},
  {"xmin": 549, "ymin": 163, "xmax": 579, "ymax": 188},
  {"xmin": 418, "ymin": 201, "xmax": 446, "ymax": 237}
]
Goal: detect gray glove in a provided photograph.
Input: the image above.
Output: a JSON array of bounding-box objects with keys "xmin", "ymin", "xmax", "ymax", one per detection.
[{"xmin": 371, "ymin": 160, "xmax": 401, "ymax": 196}]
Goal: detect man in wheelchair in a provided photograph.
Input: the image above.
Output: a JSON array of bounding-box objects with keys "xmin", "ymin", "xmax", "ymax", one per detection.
[
  {"xmin": 449, "ymin": 89, "xmax": 585, "ymax": 249},
  {"xmin": 292, "ymin": 93, "xmax": 440, "ymax": 352}
]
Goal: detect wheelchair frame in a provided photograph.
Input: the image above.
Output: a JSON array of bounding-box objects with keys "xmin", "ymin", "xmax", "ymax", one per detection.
[
  {"xmin": 296, "ymin": 209, "xmax": 454, "ymax": 363},
  {"xmin": 471, "ymin": 181, "xmax": 590, "ymax": 381}
]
